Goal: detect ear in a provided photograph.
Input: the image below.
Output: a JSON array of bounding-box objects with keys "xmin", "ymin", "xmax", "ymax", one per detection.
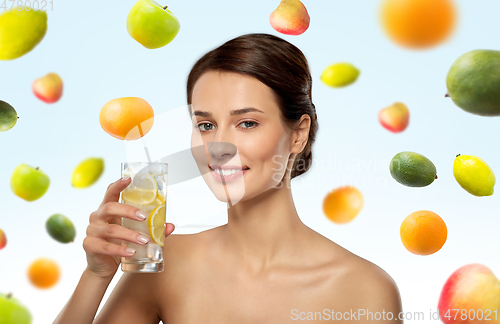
[{"xmin": 290, "ymin": 114, "xmax": 311, "ymax": 155}]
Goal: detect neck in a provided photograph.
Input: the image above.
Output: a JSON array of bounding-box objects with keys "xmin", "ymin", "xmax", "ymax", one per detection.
[{"xmin": 220, "ymin": 175, "xmax": 309, "ymax": 275}]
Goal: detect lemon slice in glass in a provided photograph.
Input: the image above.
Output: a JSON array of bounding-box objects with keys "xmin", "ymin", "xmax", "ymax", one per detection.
[
  {"xmin": 122, "ymin": 172, "xmax": 158, "ymax": 205},
  {"xmin": 148, "ymin": 204, "xmax": 166, "ymax": 247}
]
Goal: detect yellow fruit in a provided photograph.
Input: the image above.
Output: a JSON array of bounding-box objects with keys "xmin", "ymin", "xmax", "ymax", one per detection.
[
  {"xmin": 320, "ymin": 63, "xmax": 360, "ymax": 88},
  {"xmin": 322, "ymin": 186, "xmax": 363, "ymax": 224},
  {"xmin": 121, "ymin": 172, "xmax": 158, "ymax": 204},
  {"xmin": 27, "ymin": 258, "xmax": 60, "ymax": 289},
  {"xmin": 400, "ymin": 210, "xmax": 447, "ymax": 255},
  {"xmin": 0, "ymin": 7, "xmax": 47, "ymax": 60},
  {"xmin": 453, "ymin": 154, "xmax": 495, "ymax": 196},
  {"xmin": 71, "ymin": 157, "xmax": 104, "ymax": 188},
  {"xmin": 148, "ymin": 205, "xmax": 166, "ymax": 247}
]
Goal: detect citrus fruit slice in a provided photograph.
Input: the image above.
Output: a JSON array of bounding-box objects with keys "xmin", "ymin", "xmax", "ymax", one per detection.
[
  {"xmin": 122, "ymin": 172, "xmax": 157, "ymax": 204},
  {"xmin": 148, "ymin": 205, "xmax": 165, "ymax": 247}
]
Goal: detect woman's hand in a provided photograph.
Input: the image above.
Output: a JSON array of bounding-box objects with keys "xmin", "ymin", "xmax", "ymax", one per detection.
[{"xmin": 83, "ymin": 177, "xmax": 175, "ymax": 280}]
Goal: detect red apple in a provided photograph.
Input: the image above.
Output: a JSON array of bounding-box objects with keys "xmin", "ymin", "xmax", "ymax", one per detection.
[
  {"xmin": 438, "ymin": 264, "xmax": 500, "ymax": 324},
  {"xmin": 378, "ymin": 102, "xmax": 409, "ymax": 133},
  {"xmin": 269, "ymin": 0, "xmax": 310, "ymax": 36},
  {"xmin": 32, "ymin": 72, "xmax": 63, "ymax": 103},
  {"xmin": 0, "ymin": 228, "xmax": 6, "ymax": 250}
]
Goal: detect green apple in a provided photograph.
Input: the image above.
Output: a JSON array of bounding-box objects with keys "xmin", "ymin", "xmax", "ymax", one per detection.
[
  {"xmin": 0, "ymin": 6, "xmax": 47, "ymax": 60},
  {"xmin": 0, "ymin": 100, "xmax": 18, "ymax": 132},
  {"xmin": 127, "ymin": 0, "xmax": 180, "ymax": 49},
  {"xmin": 0, "ymin": 292, "xmax": 32, "ymax": 324},
  {"xmin": 11, "ymin": 164, "xmax": 50, "ymax": 202}
]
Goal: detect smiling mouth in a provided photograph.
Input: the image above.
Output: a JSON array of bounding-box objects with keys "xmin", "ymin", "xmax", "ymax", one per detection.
[{"xmin": 209, "ymin": 165, "xmax": 250, "ymax": 176}]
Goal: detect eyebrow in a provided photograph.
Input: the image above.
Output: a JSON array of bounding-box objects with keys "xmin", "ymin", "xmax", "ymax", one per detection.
[{"xmin": 191, "ymin": 107, "xmax": 264, "ymax": 117}]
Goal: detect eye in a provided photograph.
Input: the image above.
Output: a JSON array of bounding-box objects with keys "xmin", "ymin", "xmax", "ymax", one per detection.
[
  {"xmin": 196, "ymin": 123, "xmax": 214, "ymax": 132},
  {"xmin": 239, "ymin": 121, "xmax": 258, "ymax": 129}
]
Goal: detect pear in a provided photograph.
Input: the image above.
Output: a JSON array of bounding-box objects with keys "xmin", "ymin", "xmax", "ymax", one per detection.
[
  {"xmin": 269, "ymin": 0, "xmax": 310, "ymax": 36},
  {"xmin": 0, "ymin": 6, "xmax": 47, "ymax": 60}
]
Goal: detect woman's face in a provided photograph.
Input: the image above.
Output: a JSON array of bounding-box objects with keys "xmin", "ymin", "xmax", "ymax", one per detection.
[{"xmin": 190, "ymin": 70, "xmax": 299, "ymax": 203}]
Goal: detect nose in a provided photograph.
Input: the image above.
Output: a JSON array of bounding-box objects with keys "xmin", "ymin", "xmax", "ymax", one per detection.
[{"xmin": 208, "ymin": 127, "xmax": 237, "ymax": 165}]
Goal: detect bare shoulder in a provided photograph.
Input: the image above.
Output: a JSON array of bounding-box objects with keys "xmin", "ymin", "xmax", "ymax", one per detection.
[{"xmin": 310, "ymin": 230, "xmax": 403, "ymax": 322}]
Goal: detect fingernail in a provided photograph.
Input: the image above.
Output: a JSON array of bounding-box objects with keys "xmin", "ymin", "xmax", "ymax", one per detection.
[
  {"xmin": 137, "ymin": 235, "xmax": 149, "ymax": 245},
  {"xmin": 135, "ymin": 210, "xmax": 147, "ymax": 220},
  {"xmin": 121, "ymin": 176, "xmax": 131, "ymax": 182},
  {"xmin": 126, "ymin": 247, "xmax": 136, "ymax": 255}
]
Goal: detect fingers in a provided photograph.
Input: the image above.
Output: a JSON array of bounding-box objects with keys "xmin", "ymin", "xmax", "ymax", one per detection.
[
  {"xmin": 86, "ymin": 222, "xmax": 149, "ymax": 246},
  {"xmin": 83, "ymin": 236, "xmax": 136, "ymax": 257},
  {"xmin": 99, "ymin": 177, "xmax": 131, "ymax": 209},
  {"xmin": 90, "ymin": 201, "xmax": 147, "ymax": 224},
  {"xmin": 165, "ymin": 223, "xmax": 175, "ymax": 237}
]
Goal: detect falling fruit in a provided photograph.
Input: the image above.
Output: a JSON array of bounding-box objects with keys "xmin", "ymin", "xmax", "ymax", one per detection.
[
  {"xmin": 0, "ymin": 292, "xmax": 32, "ymax": 324},
  {"xmin": 0, "ymin": 6, "xmax": 47, "ymax": 60},
  {"xmin": 269, "ymin": 0, "xmax": 310, "ymax": 36},
  {"xmin": 10, "ymin": 164, "xmax": 50, "ymax": 201},
  {"xmin": 0, "ymin": 100, "xmax": 18, "ymax": 132},
  {"xmin": 46, "ymin": 214, "xmax": 76, "ymax": 243},
  {"xmin": 27, "ymin": 258, "xmax": 60, "ymax": 289},
  {"xmin": 446, "ymin": 50, "xmax": 500, "ymax": 116},
  {"xmin": 320, "ymin": 63, "xmax": 360, "ymax": 88},
  {"xmin": 32, "ymin": 73, "xmax": 63, "ymax": 104},
  {"xmin": 127, "ymin": 0, "xmax": 180, "ymax": 49},
  {"xmin": 453, "ymin": 154, "xmax": 495, "ymax": 197},
  {"xmin": 380, "ymin": 0, "xmax": 456, "ymax": 49},
  {"xmin": 0, "ymin": 228, "xmax": 6, "ymax": 250},
  {"xmin": 71, "ymin": 157, "xmax": 105, "ymax": 188},
  {"xmin": 322, "ymin": 186, "xmax": 363, "ymax": 224},
  {"xmin": 99, "ymin": 97, "xmax": 154, "ymax": 140},
  {"xmin": 400, "ymin": 210, "xmax": 447, "ymax": 255},
  {"xmin": 390, "ymin": 151, "xmax": 437, "ymax": 187},
  {"xmin": 378, "ymin": 102, "xmax": 409, "ymax": 133},
  {"xmin": 438, "ymin": 264, "xmax": 500, "ymax": 324}
]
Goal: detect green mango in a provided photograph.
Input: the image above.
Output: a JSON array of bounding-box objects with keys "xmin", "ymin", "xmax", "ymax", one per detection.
[
  {"xmin": 446, "ymin": 49, "xmax": 500, "ymax": 116},
  {"xmin": 0, "ymin": 100, "xmax": 18, "ymax": 132},
  {"xmin": 0, "ymin": 7, "xmax": 47, "ymax": 60}
]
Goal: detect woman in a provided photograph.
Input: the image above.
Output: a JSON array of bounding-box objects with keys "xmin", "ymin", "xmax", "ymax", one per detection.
[{"xmin": 55, "ymin": 33, "xmax": 403, "ymax": 323}]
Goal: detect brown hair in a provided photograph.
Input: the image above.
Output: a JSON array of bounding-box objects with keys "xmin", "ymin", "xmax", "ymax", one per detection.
[{"xmin": 186, "ymin": 33, "xmax": 318, "ymax": 180}]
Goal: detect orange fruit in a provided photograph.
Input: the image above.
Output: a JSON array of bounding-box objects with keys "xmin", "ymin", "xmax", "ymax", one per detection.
[
  {"xmin": 380, "ymin": 0, "xmax": 457, "ymax": 49},
  {"xmin": 99, "ymin": 97, "xmax": 154, "ymax": 140},
  {"xmin": 322, "ymin": 186, "xmax": 363, "ymax": 224},
  {"xmin": 400, "ymin": 210, "xmax": 447, "ymax": 255},
  {"xmin": 27, "ymin": 258, "xmax": 60, "ymax": 289}
]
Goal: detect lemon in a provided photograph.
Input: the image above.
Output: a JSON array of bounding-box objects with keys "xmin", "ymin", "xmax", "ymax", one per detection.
[
  {"xmin": 320, "ymin": 62, "xmax": 360, "ymax": 88},
  {"xmin": 148, "ymin": 205, "xmax": 166, "ymax": 247},
  {"xmin": 121, "ymin": 172, "xmax": 157, "ymax": 204},
  {"xmin": 453, "ymin": 154, "xmax": 495, "ymax": 196}
]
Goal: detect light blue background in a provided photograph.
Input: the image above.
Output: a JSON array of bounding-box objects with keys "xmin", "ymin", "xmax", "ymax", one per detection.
[{"xmin": 1, "ymin": 0, "xmax": 500, "ymax": 322}]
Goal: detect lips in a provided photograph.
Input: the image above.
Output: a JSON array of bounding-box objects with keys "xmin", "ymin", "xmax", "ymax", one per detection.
[{"xmin": 209, "ymin": 165, "xmax": 249, "ymax": 183}]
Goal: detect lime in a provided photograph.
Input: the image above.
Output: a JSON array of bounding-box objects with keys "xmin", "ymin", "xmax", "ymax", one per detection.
[
  {"xmin": 390, "ymin": 151, "xmax": 437, "ymax": 187},
  {"xmin": 46, "ymin": 213, "xmax": 76, "ymax": 243},
  {"xmin": 453, "ymin": 154, "xmax": 495, "ymax": 196}
]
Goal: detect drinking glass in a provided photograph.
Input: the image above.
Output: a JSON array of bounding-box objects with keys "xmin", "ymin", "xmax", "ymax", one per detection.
[{"xmin": 119, "ymin": 162, "xmax": 168, "ymax": 273}]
